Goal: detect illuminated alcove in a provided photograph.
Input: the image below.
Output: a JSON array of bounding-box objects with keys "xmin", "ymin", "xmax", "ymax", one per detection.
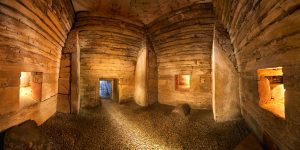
[
  {"xmin": 19, "ymin": 72, "xmax": 43, "ymax": 108},
  {"xmin": 257, "ymin": 67, "xmax": 285, "ymax": 119},
  {"xmin": 175, "ymin": 75, "xmax": 191, "ymax": 91}
]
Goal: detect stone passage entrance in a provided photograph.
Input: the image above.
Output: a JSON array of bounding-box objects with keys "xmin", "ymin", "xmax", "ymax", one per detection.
[{"xmin": 99, "ymin": 80, "xmax": 112, "ymax": 100}]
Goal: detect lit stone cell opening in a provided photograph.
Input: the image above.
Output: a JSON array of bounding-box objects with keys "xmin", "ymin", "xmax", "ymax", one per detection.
[
  {"xmin": 19, "ymin": 72, "xmax": 43, "ymax": 108},
  {"xmin": 175, "ymin": 75, "xmax": 191, "ymax": 91},
  {"xmin": 257, "ymin": 67, "xmax": 285, "ymax": 119}
]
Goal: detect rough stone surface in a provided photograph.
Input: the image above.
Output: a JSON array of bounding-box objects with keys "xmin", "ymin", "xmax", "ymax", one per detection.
[
  {"xmin": 212, "ymin": 22, "xmax": 241, "ymax": 122},
  {"xmin": 213, "ymin": 0, "xmax": 300, "ymax": 149},
  {"xmin": 0, "ymin": 0, "xmax": 74, "ymax": 131},
  {"xmin": 148, "ymin": 3, "xmax": 215, "ymax": 109},
  {"xmin": 134, "ymin": 37, "xmax": 147, "ymax": 106},
  {"xmin": 76, "ymin": 14, "xmax": 144, "ymax": 106},
  {"xmin": 134, "ymin": 35, "xmax": 158, "ymax": 107},
  {"xmin": 147, "ymin": 40, "xmax": 158, "ymax": 105},
  {"xmin": 0, "ymin": 1, "xmax": 298, "ymax": 150},
  {"xmin": 58, "ymin": 29, "xmax": 81, "ymax": 114},
  {"xmin": 71, "ymin": 0, "xmax": 212, "ymax": 24},
  {"xmin": 172, "ymin": 104, "xmax": 191, "ymax": 116},
  {"xmin": 57, "ymin": 94, "xmax": 71, "ymax": 114},
  {"xmin": 40, "ymin": 101, "xmax": 249, "ymax": 150},
  {"xmin": 4, "ymin": 120, "xmax": 52, "ymax": 150}
]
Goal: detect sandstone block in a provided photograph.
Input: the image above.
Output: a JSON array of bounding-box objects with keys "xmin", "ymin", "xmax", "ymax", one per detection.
[
  {"xmin": 57, "ymin": 94, "xmax": 71, "ymax": 113},
  {"xmin": 58, "ymin": 78, "xmax": 70, "ymax": 94}
]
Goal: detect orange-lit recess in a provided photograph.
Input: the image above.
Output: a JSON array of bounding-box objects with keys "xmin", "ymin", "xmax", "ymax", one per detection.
[
  {"xmin": 20, "ymin": 72, "xmax": 42, "ymax": 108},
  {"xmin": 257, "ymin": 67, "xmax": 285, "ymax": 119},
  {"xmin": 175, "ymin": 75, "xmax": 191, "ymax": 91}
]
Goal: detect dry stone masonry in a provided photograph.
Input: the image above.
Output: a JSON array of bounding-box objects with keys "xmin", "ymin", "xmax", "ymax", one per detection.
[
  {"xmin": 0, "ymin": 0, "xmax": 74, "ymax": 131},
  {"xmin": 214, "ymin": 0, "xmax": 300, "ymax": 149},
  {"xmin": 148, "ymin": 3, "xmax": 215, "ymax": 109},
  {"xmin": 0, "ymin": 0, "xmax": 299, "ymax": 149},
  {"xmin": 76, "ymin": 12, "xmax": 144, "ymax": 106}
]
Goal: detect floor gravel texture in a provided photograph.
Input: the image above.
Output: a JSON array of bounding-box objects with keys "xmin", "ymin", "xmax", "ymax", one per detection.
[{"xmin": 40, "ymin": 100, "xmax": 250, "ymax": 150}]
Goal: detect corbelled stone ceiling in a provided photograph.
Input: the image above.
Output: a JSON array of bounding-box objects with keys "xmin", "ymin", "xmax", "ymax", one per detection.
[{"xmin": 72, "ymin": 0, "xmax": 212, "ymax": 24}]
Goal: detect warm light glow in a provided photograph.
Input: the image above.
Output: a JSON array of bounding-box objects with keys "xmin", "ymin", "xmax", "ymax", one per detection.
[
  {"xmin": 257, "ymin": 67, "xmax": 285, "ymax": 118},
  {"xmin": 20, "ymin": 72, "xmax": 31, "ymax": 87},
  {"xmin": 20, "ymin": 72, "xmax": 40, "ymax": 108},
  {"xmin": 175, "ymin": 75, "xmax": 191, "ymax": 90},
  {"xmin": 20, "ymin": 86, "xmax": 32, "ymax": 97}
]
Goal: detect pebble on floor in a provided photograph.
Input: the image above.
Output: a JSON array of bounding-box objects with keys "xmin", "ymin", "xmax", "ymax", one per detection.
[{"xmin": 40, "ymin": 100, "xmax": 250, "ymax": 150}]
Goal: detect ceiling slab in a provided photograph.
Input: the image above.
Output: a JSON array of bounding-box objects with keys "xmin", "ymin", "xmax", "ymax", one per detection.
[{"xmin": 72, "ymin": 0, "xmax": 212, "ymax": 24}]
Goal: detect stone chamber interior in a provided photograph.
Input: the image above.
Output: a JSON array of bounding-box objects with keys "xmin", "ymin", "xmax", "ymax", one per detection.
[{"xmin": 0, "ymin": 0, "xmax": 299, "ymax": 150}]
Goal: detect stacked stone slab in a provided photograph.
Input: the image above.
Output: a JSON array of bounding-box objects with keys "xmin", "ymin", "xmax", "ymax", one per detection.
[
  {"xmin": 75, "ymin": 12, "xmax": 144, "ymax": 106},
  {"xmin": 0, "ymin": 0, "xmax": 74, "ymax": 131},
  {"xmin": 57, "ymin": 30, "xmax": 80, "ymax": 114},
  {"xmin": 213, "ymin": 0, "xmax": 300, "ymax": 149},
  {"xmin": 148, "ymin": 3, "xmax": 215, "ymax": 109}
]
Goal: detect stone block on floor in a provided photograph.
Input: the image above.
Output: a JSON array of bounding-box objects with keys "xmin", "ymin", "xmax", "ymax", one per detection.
[{"xmin": 172, "ymin": 104, "xmax": 191, "ymax": 116}]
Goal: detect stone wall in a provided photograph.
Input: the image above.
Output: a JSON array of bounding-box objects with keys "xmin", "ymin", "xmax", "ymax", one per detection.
[
  {"xmin": 212, "ymin": 22, "xmax": 241, "ymax": 122},
  {"xmin": 57, "ymin": 30, "xmax": 80, "ymax": 114},
  {"xmin": 213, "ymin": 0, "xmax": 300, "ymax": 149},
  {"xmin": 75, "ymin": 12, "xmax": 144, "ymax": 107},
  {"xmin": 0, "ymin": 0, "xmax": 74, "ymax": 131},
  {"xmin": 148, "ymin": 3, "xmax": 215, "ymax": 109}
]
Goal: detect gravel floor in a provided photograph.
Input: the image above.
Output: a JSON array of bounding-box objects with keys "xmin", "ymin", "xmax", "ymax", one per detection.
[{"xmin": 40, "ymin": 100, "xmax": 250, "ymax": 150}]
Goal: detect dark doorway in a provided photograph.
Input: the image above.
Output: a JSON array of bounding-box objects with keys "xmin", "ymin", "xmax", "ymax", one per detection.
[
  {"xmin": 99, "ymin": 80, "xmax": 112, "ymax": 100},
  {"xmin": 0, "ymin": 131, "xmax": 4, "ymax": 150}
]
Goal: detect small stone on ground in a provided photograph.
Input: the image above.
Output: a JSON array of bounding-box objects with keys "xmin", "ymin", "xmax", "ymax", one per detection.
[{"xmin": 172, "ymin": 104, "xmax": 191, "ymax": 116}]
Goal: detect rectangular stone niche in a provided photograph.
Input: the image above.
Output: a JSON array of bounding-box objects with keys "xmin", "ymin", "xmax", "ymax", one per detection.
[
  {"xmin": 257, "ymin": 67, "xmax": 285, "ymax": 119},
  {"xmin": 19, "ymin": 72, "xmax": 43, "ymax": 108},
  {"xmin": 175, "ymin": 75, "xmax": 191, "ymax": 91}
]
